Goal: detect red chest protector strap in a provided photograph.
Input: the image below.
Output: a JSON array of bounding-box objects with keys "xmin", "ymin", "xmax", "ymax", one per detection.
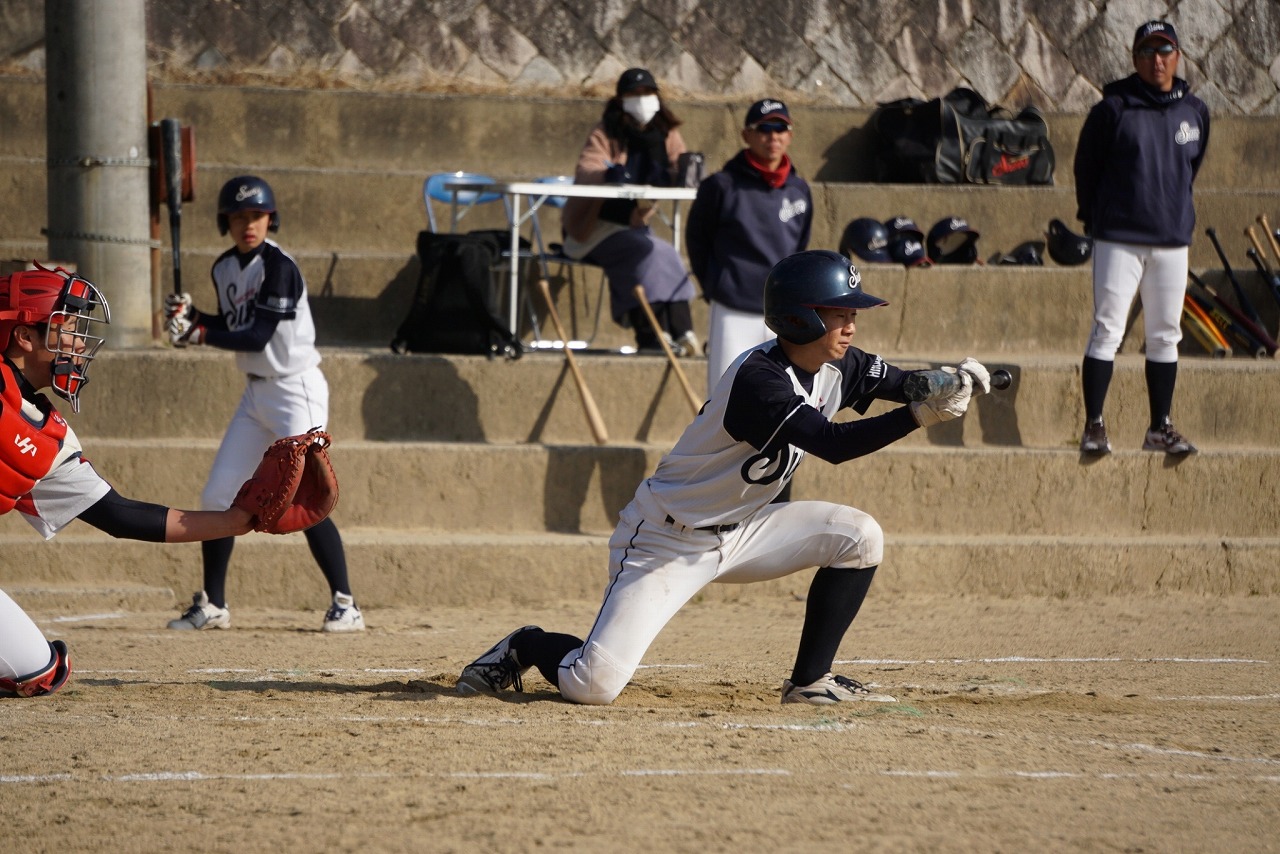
[{"xmin": 0, "ymin": 362, "xmax": 68, "ymax": 514}]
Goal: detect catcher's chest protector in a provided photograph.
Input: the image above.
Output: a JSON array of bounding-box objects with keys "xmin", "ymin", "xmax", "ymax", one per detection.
[{"xmin": 0, "ymin": 363, "xmax": 68, "ymax": 513}]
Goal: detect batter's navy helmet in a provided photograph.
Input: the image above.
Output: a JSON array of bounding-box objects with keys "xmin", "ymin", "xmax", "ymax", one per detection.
[
  {"xmin": 1046, "ymin": 219, "xmax": 1092, "ymax": 266},
  {"xmin": 764, "ymin": 250, "xmax": 888, "ymax": 345},
  {"xmin": 838, "ymin": 218, "xmax": 891, "ymax": 263},
  {"xmin": 217, "ymin": 175, "xmax": 280, "ymax": 236},
  {"xmin": 0, "ymin": 266, "xmax": 111, "ymax": 412}
]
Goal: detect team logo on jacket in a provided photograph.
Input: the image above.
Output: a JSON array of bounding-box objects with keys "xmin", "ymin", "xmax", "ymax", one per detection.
[
  {"xmin": 1174, "ymin": 121, "xmax": 1200, "ymax": 145},
  {"xmin": 779, "ymin": 198, "xmax": 808, "ymax": 222}
]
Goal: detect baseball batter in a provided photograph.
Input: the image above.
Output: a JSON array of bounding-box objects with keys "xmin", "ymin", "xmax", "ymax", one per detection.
[
  {"xmin": 457, "ymin": 250, "xmax": 990, "ymax": 705},
  {"xmin": 0, "ymin": 267, "xmax": 258, "ymax": 697},
  {"xmin": 164, "ymin": 176, "xmax": 363, "ymax": 632}
]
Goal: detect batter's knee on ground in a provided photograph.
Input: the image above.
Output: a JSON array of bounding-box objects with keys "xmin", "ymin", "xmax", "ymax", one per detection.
[
  {"xmin": 556, "ymin": 640, "xmax": 634, "ymax": 706},
  {"xmin": 826, "ymin": 506, "xmax": 884, "ymax": 569}
]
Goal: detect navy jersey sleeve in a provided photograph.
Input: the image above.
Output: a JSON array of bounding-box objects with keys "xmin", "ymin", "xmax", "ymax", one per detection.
[
  {"xmin": 256, "ymin": 250, "xmax": 303, "ymax": 319},
  {"xmin": 1073, "ymin": 99, "xmax": 1117, "ymax": 231},
  {"xmin": 685, "ymin": 174, "xmax": 723, "ymax": 286}
]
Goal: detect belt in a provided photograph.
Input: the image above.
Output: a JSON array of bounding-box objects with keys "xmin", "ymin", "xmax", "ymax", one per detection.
[{"xmin": 665, "ymin": 514, "xmax": 740, "ymax": 534}]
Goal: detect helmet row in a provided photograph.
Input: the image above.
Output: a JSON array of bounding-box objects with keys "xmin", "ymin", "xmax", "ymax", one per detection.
[{"xmin": 839, "ymin": 216, "xmax": 1092, "ymax": 267}]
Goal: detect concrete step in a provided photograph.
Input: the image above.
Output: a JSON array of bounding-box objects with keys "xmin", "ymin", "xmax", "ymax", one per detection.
[
  {"xmin": 2, "ymin": 530, "xmax": 1275, "ymax": 609},
  {"xmin": 66, "ymin": 350, "xmax": 1280, "ymax": 450},
  {"xmin": 10, "ymin": 440, "xmax": 1277, "ymax": 539}
]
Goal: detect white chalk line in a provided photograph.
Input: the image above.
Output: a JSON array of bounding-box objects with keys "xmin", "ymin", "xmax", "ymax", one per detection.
[
  {"xmin": 843, "ymin": 657, "xmax": 1270, "ymax": 665},
  {"xmin": 872, "ymin": 770, "xmax": 1280, "ymax": 784},
  {"xmin": 2, "ymin": 767, "xmax": 791, "ymax": 786}
]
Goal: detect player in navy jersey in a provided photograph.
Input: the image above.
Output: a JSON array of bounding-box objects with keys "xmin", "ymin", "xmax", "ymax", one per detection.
[
  {"xmin": 457, "ymin": 250, "xmax": 990, "ymax": 705},
  {"xmin": 164, "ymin": 176, "xmax": 363, "ymax": 633}
]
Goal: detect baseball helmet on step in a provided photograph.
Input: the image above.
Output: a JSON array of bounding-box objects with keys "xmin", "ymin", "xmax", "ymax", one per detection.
[
  {"xmin": 838, "ymin": 218, "xmax": 891, "ymax": 263},
  {"xmin": 926, "ymin": 217, "xmax": 981, "ymax": 264},
  {"xmin": 1046, "ymin": 219, "xmax": 1092, "ymax": 266}
]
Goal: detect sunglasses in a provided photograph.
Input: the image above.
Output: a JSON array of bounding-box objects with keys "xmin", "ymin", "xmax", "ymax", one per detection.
[
  {"xmin": 1134, "ymin": 43, "xmax": 1177, "ymax": 58},
  {"xmin": 751, "ymin": 122, "xmax": 792, "ymax": 134}
]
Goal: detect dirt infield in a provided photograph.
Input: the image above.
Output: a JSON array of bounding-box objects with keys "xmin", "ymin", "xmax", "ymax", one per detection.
[{"xmin": 2, "ymin": 593, "xmax": 1277, "ymax": 853}]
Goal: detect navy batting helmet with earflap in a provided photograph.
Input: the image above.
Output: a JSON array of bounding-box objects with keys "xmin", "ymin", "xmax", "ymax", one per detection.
[
  {"xmin": 995, "ymin": 240, "xmax": 1046, "ymax": 266},
  {"xmin": 764, "ymin": 250, "xmax": 889, "ymax": 345},
  {"xmin": 884, "ymin": 215, "xmax": 928, "ymax": 267},
  {"xmin": 926, "ymin": 217, "xmax": 980, "ymax": 264},
  {"xmin": 838, "ymin": 218, "xmax": 891, "ymax": 263},
  {"xmin": 217, "ymin": 176, "xmax": 280, "ymax": 236},
  {"xmin": 1046, "ymin": 219, "xmax": 1092, "ymax": 266}
]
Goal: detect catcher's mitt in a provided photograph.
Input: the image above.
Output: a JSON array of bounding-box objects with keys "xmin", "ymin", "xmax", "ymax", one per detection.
[{"xmin": 232, "ymin": 428, "xmax": 339, "ymax": 534}]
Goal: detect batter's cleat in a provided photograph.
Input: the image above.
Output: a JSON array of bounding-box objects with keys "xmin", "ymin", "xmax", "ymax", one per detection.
[
  {"xmin": 781, "ymin": 673, "xmax": 896, "ymax": 705},
  {"xmin": 322, "ymin": 592, "xmax": 365, "ymax": 633},
  {"xmin": 0, "ymin": 640, "xmax": 72, "ymax": 697},
  {"xmin": 456, "ymin": 625, "xmax": 539, "ymax": 695},
  {"xmin": 166, "ymin": 591, "xmax": 231, "ymax": 630},
  {"xmin": 1080, "ymin": 418, "xmax": 1112, "ymax": 455},
  {"xmin": 1142, "ymin": 419, "xmax": 1196, "ymax": 455}
]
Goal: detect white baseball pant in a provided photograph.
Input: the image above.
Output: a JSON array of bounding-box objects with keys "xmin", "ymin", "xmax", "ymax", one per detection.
[
  {"xmin": 0, "ymin": 589, "xmax": 57, "ymax": 682},
  {"xmin": 1086, "ymin": 239, "xmax": 1188, "ymax": 363},
  {"xmin": 556, "ymin": 487, "xmax": 883, "ymax": 705}
]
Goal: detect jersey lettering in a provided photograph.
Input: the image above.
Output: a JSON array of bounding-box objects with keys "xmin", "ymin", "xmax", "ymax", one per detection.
[
  {"xmin": 14, "ymin": 436, "xmax": 37, "ymax": 456},
  {"xmin": 740, "ymin": 442, "xmax": 802, "ymax": 486}
]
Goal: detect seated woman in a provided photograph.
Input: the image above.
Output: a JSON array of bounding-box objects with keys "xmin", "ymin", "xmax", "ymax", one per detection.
[{"xmin": 561, "ymin": 68, "xmax": 698, "ymax": 355}]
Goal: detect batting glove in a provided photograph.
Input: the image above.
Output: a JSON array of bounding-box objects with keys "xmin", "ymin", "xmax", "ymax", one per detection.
[
  {"xmin": 957, "ymin": 356, "xmax": 991, "ymax": 395},
  {"xmin": 166, "ymin": 313, "xmax": 205, "ymax": 347},
  {"xmin": 164, "ymin": 292, "xmax": 193, "ymax": 320},
  {"xmin": 909, "ymin": 367, "xmax": 973, "ymax": 427}
]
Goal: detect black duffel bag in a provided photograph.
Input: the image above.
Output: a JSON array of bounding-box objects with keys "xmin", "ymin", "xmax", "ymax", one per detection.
[{"xmin": 873, "ymin": 87, "xmax": 1055, "ymax": 186}]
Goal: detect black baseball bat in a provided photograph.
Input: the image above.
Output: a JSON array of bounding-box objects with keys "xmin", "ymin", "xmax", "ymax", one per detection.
[
  {"xmin": 903, "ymin": 368, "xmax": 1012, "ymax": 401},
  {"xmin": 1187, "ymin": 272, "xmax": 1278, "ymax": 357},
  {"xmin": 161, "ymin": 118, "xmax": 183, "ymax": 295},
  {"xmin": 1205, "ymin": 227, "xmax": 1263, "ymax": 326}
]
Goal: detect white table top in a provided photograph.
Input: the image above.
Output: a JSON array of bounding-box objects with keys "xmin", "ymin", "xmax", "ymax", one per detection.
[{"xmin": 450, "ymin": 180, "xmax": 696, "ymax": 201}]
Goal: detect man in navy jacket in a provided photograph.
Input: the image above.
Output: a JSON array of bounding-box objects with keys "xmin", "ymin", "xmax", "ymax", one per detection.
[
  {"xmin": 687, "ymin": 99, "xmax": 813, "ymax": 389},
  {"xmin": 1073, "ymin": 20, "xmax": 1210, "ymax": 456}
]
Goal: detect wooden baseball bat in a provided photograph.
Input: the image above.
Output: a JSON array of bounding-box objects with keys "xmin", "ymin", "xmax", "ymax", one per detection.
[
  {"xmin": 537, "ymin": 278, "xmax": 608, "ymax": 445},
  {"xmin": 1205, "ymin": 227, "xmax": 1264, "ymax": 326},
  {"xmin": 160, "ymin": 118, "xmax": 184, "ymax": 295},
  {"xmin": 1187, "ymin": 289, "xmax": 1268, "ymax": 358},
  {"xmin": 1258, "ymin": 214, "xmax": 1280, "ymax": 267},
  {"xmin": 1187, "ymin": 272, "xmax": 1278, "ymax": 357},
  {"xmin": 1180, "ymin": 303, "xmax": 1224, "ymax": 357},
  {"xmin": 632, "ymin": 284, "xmax": 702, "ymax": 416}
]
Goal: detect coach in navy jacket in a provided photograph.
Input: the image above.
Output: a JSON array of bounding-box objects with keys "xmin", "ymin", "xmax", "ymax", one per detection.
[
  {"xmin": 687, "ymin": 99, "xmax": 813, "ymax": 387},
  {"xmin": 1072, "ymin": 20, "xmax": 1210, "ymax": 459}
]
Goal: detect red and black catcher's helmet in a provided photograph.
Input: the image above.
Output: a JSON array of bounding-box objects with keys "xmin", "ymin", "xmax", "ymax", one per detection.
[
  {"xmin": 838, "ymin": 217, "xmax": 891, "ymax": 263},
  {"xmin": 1046, "ymin": 219, "xmax": 1092, "ymax": 266},
  {"xmin": 764, "ymin": 250, "xmax": 889, "ymax": 345},
  {"xmin": 0, "ymin": 266, "xmax": 111, "ymax": 413},
  {"xmin": 217, "ymin": 175, "xmax": 280, "ymax": 236}
]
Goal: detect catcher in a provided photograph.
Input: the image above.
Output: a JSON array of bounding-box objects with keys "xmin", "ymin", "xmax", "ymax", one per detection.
[{"xmin": 0, "ymin": 266, "xmax": 337, "ymax": 698}]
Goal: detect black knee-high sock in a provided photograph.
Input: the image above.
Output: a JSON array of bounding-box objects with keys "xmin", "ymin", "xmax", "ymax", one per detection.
[
  {"xmin": 510, "ymin": 627, "xmax": 584, "ymax": 687},
  {"xmin": 1081, "ymin": 356, "xmax": 1113, "ymax": 422},
  {"xmin": 1145, "ymin": 359, "xmax": 1177, "ymax": 430},
  {"xmin": 201, "ymin": 536, "xmax": 235, "ymax": 608},
  {"xmin": 790, "ymin": 566, "xmax": 878, "ymax": 687},
  {"xmin": 303, "ymin": 517, "xmax": 351, "ymax": 597}
]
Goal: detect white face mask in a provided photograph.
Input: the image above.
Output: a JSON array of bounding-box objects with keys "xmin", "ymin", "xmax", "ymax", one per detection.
[{"xmin": 622, "ymin": 94, "xmax": 660, "ymax": 126}]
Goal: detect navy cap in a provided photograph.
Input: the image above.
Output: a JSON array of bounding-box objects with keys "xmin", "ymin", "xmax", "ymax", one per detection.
[
  {"xmin": 745, "ymin": 98, "xmax": 791, "ymax": 127},
  {"xmin": 617, "ymin": 68, "xmax": 659, "ymax": 96},
  {"xmin": 1133, "ymin": 20, "xmax": 1178, "ymax": 51}
]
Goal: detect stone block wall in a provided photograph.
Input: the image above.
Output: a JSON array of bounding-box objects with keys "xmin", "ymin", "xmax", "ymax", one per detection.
[{"xmin": 3, "ymin": 0, "xmax": 1279, "ymax": 114}]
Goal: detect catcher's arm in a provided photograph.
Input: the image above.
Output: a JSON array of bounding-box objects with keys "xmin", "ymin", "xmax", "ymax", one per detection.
[{"xmin": 165, "ymin": 506, "xmax": 255, "ymax": 541}]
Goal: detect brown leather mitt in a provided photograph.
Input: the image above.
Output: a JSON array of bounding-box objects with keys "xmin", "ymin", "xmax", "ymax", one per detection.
[{"xmin": 232, "ymin": 428, "xmax": 339, "ymax": 534}]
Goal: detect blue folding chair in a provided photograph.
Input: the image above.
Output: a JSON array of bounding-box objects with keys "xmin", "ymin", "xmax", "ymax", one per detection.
[{"xmin": 422, "ymin": 171, "xmax": 506, "ymax": 233}]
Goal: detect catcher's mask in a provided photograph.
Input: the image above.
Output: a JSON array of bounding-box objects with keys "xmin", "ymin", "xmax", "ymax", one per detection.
[{"xmin": 0, "ymin": 265, "xmax": 111, "ymax": 413}]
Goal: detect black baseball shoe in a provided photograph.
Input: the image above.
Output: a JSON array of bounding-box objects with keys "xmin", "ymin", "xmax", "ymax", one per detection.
[
  {"xmin": 456, "ymin": 626, "xmax": 539, "ymax": 695},
  {"xmin": 1142, "ymin": 419, "xmax": 1196, "ymax": 455},
  {"xmin": 1080, "ymin": 418, "xmax": 1112, "ymax": 455},
  {"xmin": 781, "ymin": 672, "xmax": 896, "ymax": 704}
]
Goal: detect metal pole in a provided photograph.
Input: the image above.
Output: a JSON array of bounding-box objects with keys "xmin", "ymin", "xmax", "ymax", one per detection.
[{"xmin": 45, "ymin": 0, "xmax": 153, "ymax": 348}]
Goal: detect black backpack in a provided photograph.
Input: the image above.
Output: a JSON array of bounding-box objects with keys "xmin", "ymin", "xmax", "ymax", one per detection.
[
  {"xmin": 872, "ymin": 87, "xmax": 1055, "ymax": 185},
  {"xmin": 391, "ymin": 229, "xmax": 523, "ymax": 359}
]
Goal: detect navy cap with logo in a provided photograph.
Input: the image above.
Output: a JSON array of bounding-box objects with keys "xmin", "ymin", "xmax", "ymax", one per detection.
[
  {"xmin": 1133, "ymin": 20, "xmax": 1178, "ymax": 51},
  {"xmin": 617, "ymin": 67, "xmax": 659, "ymax": 96},
  {"xmin": 745, "ymin": 98, "xmax": 791, "ymax": 127}
]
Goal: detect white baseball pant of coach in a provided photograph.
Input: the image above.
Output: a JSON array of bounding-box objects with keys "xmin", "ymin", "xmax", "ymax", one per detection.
[
  {"xmin": 555, "ymin": 483, "xmax": 883, "ymax": 705},
  {"xmin": 1086, "ymin": 239, "xmax": 1188, "ymax": 363}
]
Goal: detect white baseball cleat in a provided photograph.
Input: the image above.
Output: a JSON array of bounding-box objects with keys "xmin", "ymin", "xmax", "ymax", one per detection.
[
  {"xmin": 781, "ymin": 672, "xmax": 896, "ymax": 704},
  {"xmin": 322, "ymin": 592, "xmax": 365, "ymax": 633},
  {"xmin": 167, "ymin": 591, "xmax": 231, "ymax": 631}
]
